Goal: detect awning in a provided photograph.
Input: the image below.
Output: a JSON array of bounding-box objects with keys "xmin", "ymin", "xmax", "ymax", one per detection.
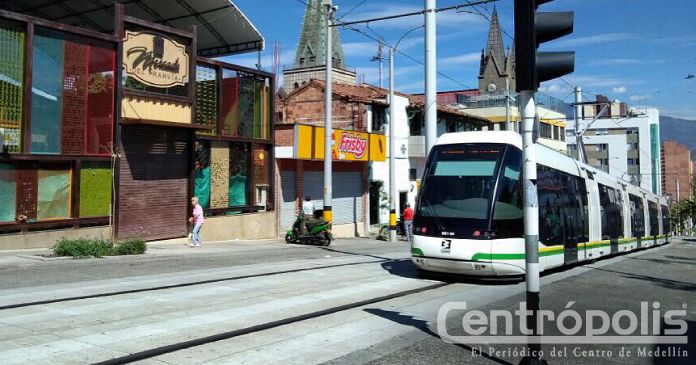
[{"xmin": 0, "ymin": 0, "xmax": 264, "ymax": 56}]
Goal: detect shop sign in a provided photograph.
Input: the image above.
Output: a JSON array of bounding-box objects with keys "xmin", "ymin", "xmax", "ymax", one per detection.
[
  {"xmin": 295, "ymin": 125, "xmax": 386, "ymax": 162},
  {"xmin": 336, "ymin": 131, "xmax": 368, "ymax": 160},
  {"xmin": 123, "ymin": 31, "xmax": 189, "ymax": 88}
]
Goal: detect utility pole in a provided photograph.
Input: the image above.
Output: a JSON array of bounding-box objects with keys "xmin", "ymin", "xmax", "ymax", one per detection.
[
  {"xmin": 323, "ymin": 3, "xmax": 337, "ymax": 225},
  {"xmin": 574, "ymin": 86, "xmax": 582, "ymax": 160},
  {"xmin": 677, "ymin": 178, "xmax": 680, "ymax": 201},
  {"xmin": 389, "ymin": 47, "xmax": 397, "ymax": 242},
  {"xmin": 371, "ymin": 39, "xmax": 385, "ymax": 88},
  {"xmin": 424, "ymin": 0, "xmax": 437, "ymax": 155}
]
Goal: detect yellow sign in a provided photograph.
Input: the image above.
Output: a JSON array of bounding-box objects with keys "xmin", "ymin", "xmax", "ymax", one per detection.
[
  {"xmin": 123, "ymin": 31, "xmax": 189, "ymax": 88},
  {"xmin": 294, "ymin": 125, "xmax": 386, "ymax": 162}
]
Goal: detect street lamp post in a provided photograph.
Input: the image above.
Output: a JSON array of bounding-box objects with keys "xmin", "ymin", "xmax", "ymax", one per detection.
[{"xmin": 388, "ymin": 25, "xmax": 423, "ymax": 243}]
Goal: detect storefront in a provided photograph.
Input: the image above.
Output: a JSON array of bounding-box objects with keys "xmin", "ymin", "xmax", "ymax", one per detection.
[
  {"xmin": 275, "ymin": 124, "xmax": 386, "ymax": 237},
  {"xmin": 0, "ymin": 2, "xmax": 274, "ymax": 248}
]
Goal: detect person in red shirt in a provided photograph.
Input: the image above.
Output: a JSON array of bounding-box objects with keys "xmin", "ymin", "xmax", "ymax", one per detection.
[{"xmin": 402, "ymin": 203, "xmax": 414, "ymax": 242}]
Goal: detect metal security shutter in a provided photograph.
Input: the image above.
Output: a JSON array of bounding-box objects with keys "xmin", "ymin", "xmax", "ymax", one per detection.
[
  {"xmin": 334, "ymin": 172, "xmax": 362, "ymax": 225},
  {"xmin": 279, "ymin": 170, "xmax": 296, "ymax": 229},
  {"xmin": 304, "ymin": 171, "xmax": 362, "ymax": 225},
  {"xmin": 117, "ymin": 125, "xmax": 190, "ymax": 241}
]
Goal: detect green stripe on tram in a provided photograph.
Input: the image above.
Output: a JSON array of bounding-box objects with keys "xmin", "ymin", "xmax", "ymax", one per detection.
[{"xmin": 411, "ymin": 247, "xmax": 424, "ymax": 256}]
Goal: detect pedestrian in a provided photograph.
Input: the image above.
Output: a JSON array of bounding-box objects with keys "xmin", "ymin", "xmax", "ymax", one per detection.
[
  {"xmin": 402, "ymin": 202, "xmax": 414, "ymax": 242},
  {"xmin": 301, "ymin": 196, "xmax": 315, "ymax": 235},
  {"xmin": 188, "ymin": 196, "xmax": 204, "ymax": 247}
]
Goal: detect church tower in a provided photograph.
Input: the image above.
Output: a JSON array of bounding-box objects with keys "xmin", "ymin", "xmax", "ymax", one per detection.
[
  {"xmin": 283, "ymin": 0, "xmax": 356, "ymax": 92},
  {"xmin": 478, "ymin": 7, "xmax": 515, "ymax": 93}
]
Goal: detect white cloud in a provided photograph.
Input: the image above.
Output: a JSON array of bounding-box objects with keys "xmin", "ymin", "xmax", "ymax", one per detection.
[
  {"xmin": 592, "ymin": 58, "xmax": 641, "ymax": 66},
  {"xmin": 341, "ymin": 3, "xmax": 486, "ymax": 31},
  {"xmin": 343, "ymin": 41, "xmax": 380, "ymax": 58},
  {"xmin": 613, "ymin": 86, "xmax": 627, "ymax": 93},
  {"xmin": 438, "ymin": 52, "xmax": 481, "ymax": 67},
  {"xmin": 538, "ymin": 84, "xmax": 564, "ymax": 95},
  {"xmin": 629, "ymin": 94, "xmax": 652, "ymax": 101},
  {"xmin": 553, "ymin": 33, "xmax": 633, "ymax": 48}
]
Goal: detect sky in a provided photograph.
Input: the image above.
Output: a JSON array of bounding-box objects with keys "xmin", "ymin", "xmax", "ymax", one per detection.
[{"xmin": 225, "ymin": 0, "xmax": 696, "ymax": 119}]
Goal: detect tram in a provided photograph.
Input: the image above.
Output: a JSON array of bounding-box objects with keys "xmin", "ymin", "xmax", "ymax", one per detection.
[{"xmin": 411, "ymin": 131, "xmax": 670, "ymax": 276}]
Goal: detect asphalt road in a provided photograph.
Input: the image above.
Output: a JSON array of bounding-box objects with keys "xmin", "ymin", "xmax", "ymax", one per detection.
[{"xmin": 0, "ymin": 237, "xmax": 693, "ymax": 364}]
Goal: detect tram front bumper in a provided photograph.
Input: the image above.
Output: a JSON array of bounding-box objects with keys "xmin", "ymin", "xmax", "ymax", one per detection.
[{"xmin": 412, "ymin": 256, "xmax": 525, "ymax": 277}]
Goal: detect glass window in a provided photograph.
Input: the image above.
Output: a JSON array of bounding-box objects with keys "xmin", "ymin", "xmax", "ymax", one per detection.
[
  {"xmin": 629, "ymin": 194, "xmax": 645, "ymax": 238},
  {"xmin": 661, "ymin": 205, "xmax": 670, "ymax": 235},
  {"xmin": 37, "ymin": 166, "xmax": 71, "ymax": 220},
  {"xmin": 31, "ymin": 29, "xmax": 64, "ymax": 154},
  {"xmin": 194, "ymin": 140, "xmax": 211, "ymax": 209},
  {"xmin": 538, "ymin": 167, "xmax": 590, "ymax": 246},
  {"xmin": 0, "ymin": 20, "xmax": 25, "ymax": 153},
  {"xmin": 237, "ymin": 75, "xmax": 255, "ymax": 138},
  {"xmin": 648, "ymin": 201, "xmax": 659, "ymax": 236},
  {"xmin": 0, "ymin": 163, "xmax": 16, "ymax": 222},
  {"xmin": 415, "ymin": 143, "xmax": 523, "ymax": 239},
  {"xmin": 229, "ymin": 143, "xmax": 249, "ymax": 207},
  {"xmin": 540, "ymin": 123, "xmax": 552, "ymax": 138},
  {"xmin": 30, "ymin": 28, "xmax": 114, "ymax": 155},
  {"xmin": 598, "ymin": 184, "xmax": 624, "ymax": 240}
]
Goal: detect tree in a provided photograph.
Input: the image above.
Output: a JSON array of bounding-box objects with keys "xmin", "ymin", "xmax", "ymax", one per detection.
[{"xmin": 670, "ymin": 176, "xmax": 696, "ymax": 235}]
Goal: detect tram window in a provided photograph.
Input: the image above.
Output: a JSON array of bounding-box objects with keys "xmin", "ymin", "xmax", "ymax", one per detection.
[
  {"xmin": 661, "ymin": 205, "xmax": 670, "ymax": 235},
  {"xmin": 648, "ymin": 202, "xmax": 659, "ymax": 236},
  {"xmin": 536, "ymin": 165, "xmax": 589, "ymax": 246},
  {"xmin": 629, "ymin": 194, "xmax": 645, "ymax": 238},
  {"xmin": 598, "ymin": 184, "xmax": 624, "ymax": 240}
]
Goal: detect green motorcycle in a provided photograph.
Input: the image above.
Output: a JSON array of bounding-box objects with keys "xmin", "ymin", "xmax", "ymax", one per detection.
[{"xmin": 285, "ymin": 214, "xmax": 333, "ymax": 246}]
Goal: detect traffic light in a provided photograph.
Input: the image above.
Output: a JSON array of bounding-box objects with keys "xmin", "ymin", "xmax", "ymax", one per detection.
[{"xmin": 514, "ymin": 0, "xmax": 575, "ymax": 92}]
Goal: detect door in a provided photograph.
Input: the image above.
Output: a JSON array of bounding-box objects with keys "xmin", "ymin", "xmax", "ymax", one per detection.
[{"xmin": 279, "ymin": 170, "xmax": 296, "ymax": 230}]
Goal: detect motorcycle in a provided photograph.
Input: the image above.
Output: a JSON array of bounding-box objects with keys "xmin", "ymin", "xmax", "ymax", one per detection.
[{"xmin": 285, "ymin": 214, "xmax": 333, "ymax": 246}]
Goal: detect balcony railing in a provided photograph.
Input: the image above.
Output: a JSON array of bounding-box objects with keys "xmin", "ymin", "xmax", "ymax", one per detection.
[{"xmin": 456, "ymin": 91, "xmax": 568, "ymax": 115}]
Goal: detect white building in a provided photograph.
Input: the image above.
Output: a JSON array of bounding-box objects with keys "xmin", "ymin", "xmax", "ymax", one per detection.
[{"xmin": 566, "ymin": 96, "xmax": 662, "ymax": 195}]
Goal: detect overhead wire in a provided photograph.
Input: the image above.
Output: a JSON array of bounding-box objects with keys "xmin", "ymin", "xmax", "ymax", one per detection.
[{"xmin": 292, "ymin": 0, "xmax": 478, "ymax": 90}]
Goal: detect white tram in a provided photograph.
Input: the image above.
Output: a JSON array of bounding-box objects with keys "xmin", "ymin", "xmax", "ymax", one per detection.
[{"xmin": 411, "ymin": 131, "xmax": 670, "ymax": 276}]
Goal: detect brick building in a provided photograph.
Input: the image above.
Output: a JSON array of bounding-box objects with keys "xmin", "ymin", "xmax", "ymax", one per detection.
[{"xmin": 661, "ymin": 140, "xmax": 693, "ymax": 202}]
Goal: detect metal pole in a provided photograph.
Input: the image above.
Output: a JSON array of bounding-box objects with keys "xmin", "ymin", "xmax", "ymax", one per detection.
[
  {"xmin": 520, "ymin": 90, "xmax": 542, "ymax": 363},
  {"xmin": 677, "ymin": 179, "xmax": 680, "ymax": 201},
  {"xmin": 505, "ymin": 78, "xmax": 511, "ymax": 131},
  {"xmin": 323, "ymin": 3, "xmax": 335, "ymax": 225},
  {"xmin": 574, "ymin": 86, "xmax": 582, "ymax": 160},
  {"xmin": 389, "ymin": 47, "xmax": 398, "ymax": 242},
  {"xmin": 424, "ymin": 0, "xmax": 437, "ymax": 155},
  {"xmin": 379, "ymin": 39, "xmax": 384, "ymax": 89}
]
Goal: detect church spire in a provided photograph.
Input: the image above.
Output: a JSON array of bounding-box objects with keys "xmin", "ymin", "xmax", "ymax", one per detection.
[
  {"xmin": 293, "ymin": 0, "xmax": 346, "ymax": 70},
  {"xmin": 484, "ymin": 5, "xmax": 505, "ymax": 70}
]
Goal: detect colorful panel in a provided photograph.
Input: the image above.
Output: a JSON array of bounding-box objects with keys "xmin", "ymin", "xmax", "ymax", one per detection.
[
  {"xmin": 253, "ymin": 79, "xmax": 263, "ymax": 138},
  {"xmin": 86, "ymin": 46, "xmax": 115, "ymax": 155},
  {"xmin": 195, "ymin": 65, "xmax": 217, "ymax": 136},
  {"xmin": 0, "ymin": 164, "xmax": 16, "ymax": 222},
  {"xmin": 37, "ymin": 168, "xmax": 71, "ymax": 220},
  {"xmin": 79, "ymin": 162, "xmax": 112, "ymax": 217},
  {"xmin": 229, "ymin": 143, "xmax": 248, "ymax": 206},
  {"xmin": 61, "ymin": 41, "xmax": 88, "ymax": 154},
  {"xmin": 210, "ymin": 141, "xmax": 229, "ymax": 208},
  {"xmin": 221, "ymin": 70, "xmax": 238, "ymax": 136},
  {"xmin": 238, "ymin": 77, "xmax": 254, "ymax": 138},
  {"xmin": 0, "ymin": 22, "xmax": 24, "ymax": 153},
  {"xmin": 31, "ymin": 31, "xmax": 64, "ymax": 154},
  {"xmin": 15, "ymin": 164, "xmax": 38, "ymax": 221}
]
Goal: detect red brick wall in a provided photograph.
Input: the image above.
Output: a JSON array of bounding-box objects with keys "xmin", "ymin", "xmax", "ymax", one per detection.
[{"xmin": 282, "ymin": 85, "xmax": 366, "ymax": 131}]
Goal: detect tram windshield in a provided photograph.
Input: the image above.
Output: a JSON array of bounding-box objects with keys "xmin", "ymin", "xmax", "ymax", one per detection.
[{"xmin": 415, "ymin": 143, "xmax": 523, "ymax": 239}]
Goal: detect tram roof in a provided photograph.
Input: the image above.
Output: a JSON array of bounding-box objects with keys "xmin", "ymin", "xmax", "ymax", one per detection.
[{"xmin": 1, "ymin": 0, "xmax": 264, "ymax": 56}]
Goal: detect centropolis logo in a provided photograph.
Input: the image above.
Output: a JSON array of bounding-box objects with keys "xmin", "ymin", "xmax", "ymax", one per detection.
[{"xmin": 437, "ymin": 301, "xmax": 688, "ymax": 344}]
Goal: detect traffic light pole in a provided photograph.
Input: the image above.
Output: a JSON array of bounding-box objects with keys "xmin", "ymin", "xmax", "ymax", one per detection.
[{"xmin": 520, "ymin": 90, "xmax": 544, "ymax": 365}]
